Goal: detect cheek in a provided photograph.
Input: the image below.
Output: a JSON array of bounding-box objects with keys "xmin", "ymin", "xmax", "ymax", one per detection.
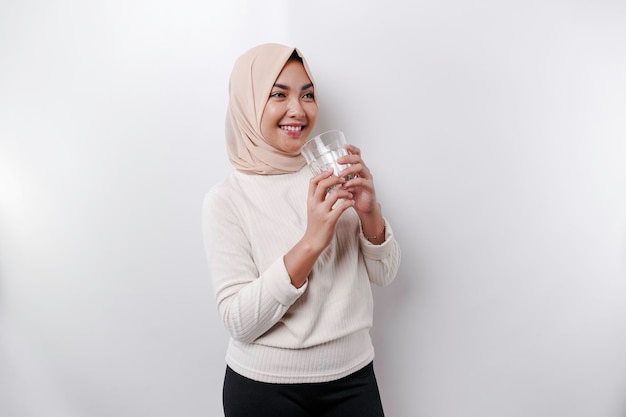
[
  {"xmin": 306, "ymin": 104, "xmax": 318, "ymax": 125},
  {"xmin": 263, "ymin": 104, "xmax": 282, "ymax": 123},
  {"xmin": 260, "ymin": 106, "xmax": 278, "ymax": 136}
]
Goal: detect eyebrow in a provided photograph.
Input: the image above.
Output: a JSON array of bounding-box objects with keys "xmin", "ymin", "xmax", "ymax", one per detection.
[{"xmin": 273, "ymin": 82, "xmax": 314, "ymax": 91}]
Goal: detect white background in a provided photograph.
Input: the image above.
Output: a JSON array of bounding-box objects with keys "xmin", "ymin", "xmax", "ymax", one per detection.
[{"xmin": 1, "ymin": 1, "xmax": 626, "ymax": 416}]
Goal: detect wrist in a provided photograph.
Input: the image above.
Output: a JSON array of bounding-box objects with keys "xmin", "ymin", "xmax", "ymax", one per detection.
[
  {"xmin": 359, "ymin": 204, "xmax": 385, "ymax": 244},
  {"xmin": 358, "ymin": 203, "xmax": 382, "ymax": 225},
  {"xmin": 363, "ymin": 222, "xmax": 385, "ymax": 241}
]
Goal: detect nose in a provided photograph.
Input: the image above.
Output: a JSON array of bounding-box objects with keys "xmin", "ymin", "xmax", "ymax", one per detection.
[{"xmin": 288, "ymin": 100, "xmax": 305, "ymax": 118}]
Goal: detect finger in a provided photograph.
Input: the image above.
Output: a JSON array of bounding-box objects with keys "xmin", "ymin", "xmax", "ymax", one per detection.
[
  {"xmin": 345, "ymin": 144, "xmax": 361, "ymax": 155},
  {"xmin": 312, "ymin": 169, "xmax": 334, "ymax": 183},
  {"xmin": 309, "ymin": 169, "xmax": 334, "ymax": 195},
  {"xmin": 328, "ymin": 198, "xmax": 355, "ymax": 220},
  {"xmin": 315, "ymin": 176, "xmax": 345, "ymax": 200},
  {"xmin": 337, "ymin": 153, "xmax": 362, "ymax": 165},
  {"xmin": 342, "ymin": 176, "xmax": 374, "ymax": 191},
  {"xmin": 325, "ymin": 188, "xmax": 353, "ymax": 206},
  {"xmin": 340, "ymin": 163, "xmax": 371, "ymax": 181}
]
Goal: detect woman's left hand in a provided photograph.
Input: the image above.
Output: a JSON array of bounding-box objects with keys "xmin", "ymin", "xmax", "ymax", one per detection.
[
  {"xmin": 337, "ymin": 143, "xmax": 386, "ymax": 244},
  {"xmin": 337, "ymin": 144, "xmax": 378, "ymax": 215}
]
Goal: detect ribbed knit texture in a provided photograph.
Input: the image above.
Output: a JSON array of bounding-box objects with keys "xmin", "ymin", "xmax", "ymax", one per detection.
[{"xmin": 202, "ymin": 167, "xmax": 401, "ymax": 383}]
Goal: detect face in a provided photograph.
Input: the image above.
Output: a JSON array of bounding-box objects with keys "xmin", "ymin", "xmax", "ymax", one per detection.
[{"xmin": 260, "ymin": 59, "xmax": 318, "ymax": 154}]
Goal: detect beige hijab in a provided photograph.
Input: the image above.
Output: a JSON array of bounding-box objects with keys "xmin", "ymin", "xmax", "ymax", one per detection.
[{"xmin": 225, "ymin": 43, "xmax": 316, "ymax": 175}]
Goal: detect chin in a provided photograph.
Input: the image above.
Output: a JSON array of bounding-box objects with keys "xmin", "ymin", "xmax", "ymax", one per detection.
[
  {"xmin": 279, "ymin": 134, "xmax": 307, "ymax": 152},
  {"xmin": 283, "ymin": 142, "xmax": 306, "ymax": 154}
]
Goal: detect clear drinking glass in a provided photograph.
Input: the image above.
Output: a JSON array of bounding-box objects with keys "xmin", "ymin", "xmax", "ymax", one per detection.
[{"xmin": 300, "ymin": 130, "xmax": 356, "ymax": 191}]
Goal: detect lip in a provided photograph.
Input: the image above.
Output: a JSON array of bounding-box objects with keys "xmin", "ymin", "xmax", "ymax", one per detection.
[{"xmin": 280, "ymin": 124, "xmax": 307, "ymax": 138}]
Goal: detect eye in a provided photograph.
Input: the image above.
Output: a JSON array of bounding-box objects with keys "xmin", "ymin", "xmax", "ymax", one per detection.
[
  {"xmin": 269, "ymin": 91, "xmax": 286, "ymax": 99},
  {"xmin": 302, "ymin": 92, "xmax": 315, "ymax": 101}
]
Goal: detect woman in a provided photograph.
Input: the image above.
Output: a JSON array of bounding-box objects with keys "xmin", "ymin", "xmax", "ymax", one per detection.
[{"xmin": 202, "ymin": 43, "xmax": 400, "ymax": 416}]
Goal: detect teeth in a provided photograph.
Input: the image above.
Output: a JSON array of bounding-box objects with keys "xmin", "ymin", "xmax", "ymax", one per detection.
[{"xmin": 281, "ymin": 125, "xmax": 303, "ymax": 132}]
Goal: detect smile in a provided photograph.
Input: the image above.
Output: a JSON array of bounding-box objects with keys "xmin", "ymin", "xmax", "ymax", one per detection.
[{"xmin": 280, "ymin": 125, "xmax": 304, "ymax": 132}]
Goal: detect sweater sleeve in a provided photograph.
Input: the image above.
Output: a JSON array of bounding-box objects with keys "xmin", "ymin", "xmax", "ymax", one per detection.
[
  {"xmin": 202, "ymin": 187, "xmax": 307, "ymax": 343},
  {"xmin": 359, "ymin": 218, "xmax": 401, "ymax": 287}
]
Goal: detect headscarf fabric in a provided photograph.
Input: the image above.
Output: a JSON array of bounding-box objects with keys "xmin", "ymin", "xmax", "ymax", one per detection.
[{"xmin": 225, "ymin": 43, "xmax": 316, "ymax": 175}]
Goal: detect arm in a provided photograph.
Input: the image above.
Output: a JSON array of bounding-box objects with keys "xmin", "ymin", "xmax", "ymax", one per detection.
[
  {"xmin": 360, "ymin": 218, "xmax": 401, "ymax": 286},
  {"xmin": 338, "ymin": 144, "xmax": 401, "ymax": 285},
  {"xmin": 284, "ymin": 169, "xmax": 355, "ymax": 288},
  {"xmin": 202, "ymin": 172, "xmax": 354, "ymax": 343},
  {"xmin": 203, "ymin": 189, "xmax": 305, "ymax": 343}
]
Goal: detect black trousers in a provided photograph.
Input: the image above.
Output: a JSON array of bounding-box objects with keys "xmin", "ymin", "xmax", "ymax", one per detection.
[{"xmin": 223, "ymin": 362, "xmax": 385, "ymax": 417}]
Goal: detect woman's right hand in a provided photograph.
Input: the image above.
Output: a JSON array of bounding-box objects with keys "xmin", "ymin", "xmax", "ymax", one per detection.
[
  {"xmin": 304, "ymin": 169, "xmax": 355, "ymax": 253},
  {"xmin": 283, "ymin": 169, "xmax": 354, "ymax": 288}
]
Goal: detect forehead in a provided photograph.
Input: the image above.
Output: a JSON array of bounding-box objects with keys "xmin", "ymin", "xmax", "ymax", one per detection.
[{"xmin": 274, "ymin": 60, "xmax": 312, "ymax": 85}]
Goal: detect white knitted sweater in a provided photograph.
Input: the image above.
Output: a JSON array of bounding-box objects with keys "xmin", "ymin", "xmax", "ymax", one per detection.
[{"xmin": 202, "ymin": 167, "xmax": 400, "ymax": 383}]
